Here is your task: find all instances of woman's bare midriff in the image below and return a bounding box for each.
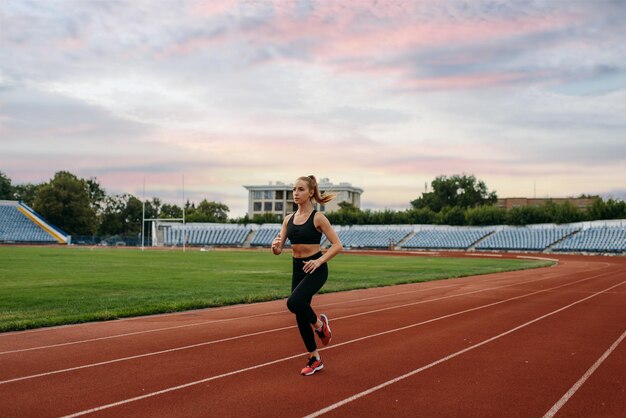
[291,244,321,259]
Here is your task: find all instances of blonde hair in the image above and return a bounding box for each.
[297,175,335,204]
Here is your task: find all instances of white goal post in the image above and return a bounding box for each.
[140,175,187,251]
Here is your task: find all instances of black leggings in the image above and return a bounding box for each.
[287,252,328,353]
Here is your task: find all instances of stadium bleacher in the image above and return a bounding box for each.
[552,227,626,253]
[335,226,412,249]
[4,203,623,254]
[0,200,69,244]
[153,221,624,254]
[249,225,284,247]
[161,223,253,246]
[403,227,493,250]
[475,226,579,252]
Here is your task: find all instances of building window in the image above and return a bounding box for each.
[264,190,273,199]
[287,191,293,200]
[253,191,262,199]
[253,202,262,211]
[275,190,284,199]
[264,202,272,212]
[275,202,283,211]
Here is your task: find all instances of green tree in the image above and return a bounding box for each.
[438,206,466,226]
[326,201,364,225]
[33,171,96,235]
[588,198,626,220]
[140,197,161,221]
[12,183,41,206]
[543,201,586,224]
[465,205,506,226]
[98,194,144,236]
[506,206,551,226]
[123,195,144,234]
[186,200,229,223]
[411,174,497,212]
[160,203,183,219]
[0,171,12,199]
[405,208,437,224]
[251,213,282,224]
[86,177,107,215]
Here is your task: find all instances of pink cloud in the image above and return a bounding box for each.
[256,2,573,55]
[400,72,528,90]
[241,1,579,90]
[188,0,239,17]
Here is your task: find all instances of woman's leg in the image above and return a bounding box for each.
[288,262,328,353]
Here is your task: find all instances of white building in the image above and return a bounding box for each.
[243,178,363,218]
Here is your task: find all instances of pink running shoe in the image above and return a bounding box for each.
[301,356,324,376]
[316,314,332,346]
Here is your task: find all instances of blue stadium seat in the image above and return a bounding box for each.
[0,203,58,243]
[403,228,492,250]
[553,227,626,253]
[475,227,578,251]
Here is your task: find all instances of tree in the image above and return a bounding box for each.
[251,213,282,224]
[326,201,363,225]
[160,203,183,219]
[506,206,551,226]
[12,183,41,206]
[465,205,506,226]
[438,206,466,226]
[411,174,497,212]
[0,171,12,199]
[148,198,162,217]
[32,171,96,235]
[405,208,437,224]
[98,195,126,236]
[86,177,107,215]
[588,198,626,220]
[98,194,145,236]
[543,201,586,224]
[186,200,229,223]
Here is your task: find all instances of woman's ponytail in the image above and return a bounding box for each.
[298,175,335,204]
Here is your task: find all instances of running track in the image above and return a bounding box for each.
[1,252,624,417]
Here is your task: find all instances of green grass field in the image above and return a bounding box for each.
[0,246,554,332]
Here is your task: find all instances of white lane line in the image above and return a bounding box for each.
[1,253,556,338]
[542,329,626,418]
[0,325,294,385]
[0,310,286,355]
[1,272,593,385]
[0,299,262,336]
[1,269,612,385]
[303,280,626,418]
[0,280,490,353]
[0,267,562,355]
[57,280,625,418]
[60,350,306,418]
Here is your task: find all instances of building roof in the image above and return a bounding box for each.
[244,178,363,194]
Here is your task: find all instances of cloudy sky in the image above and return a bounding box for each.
[1,0,625,217]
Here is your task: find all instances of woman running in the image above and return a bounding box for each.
[272,175,343,376]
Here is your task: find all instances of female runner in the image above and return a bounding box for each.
[271,175,343,375]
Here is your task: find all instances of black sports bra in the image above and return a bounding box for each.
[286,210,322,245]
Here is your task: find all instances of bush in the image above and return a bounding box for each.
[466,205,506,226]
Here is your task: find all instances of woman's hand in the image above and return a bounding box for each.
[271,233,282,255]
[303,258,323,274]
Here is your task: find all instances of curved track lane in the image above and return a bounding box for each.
[0,253,624,417]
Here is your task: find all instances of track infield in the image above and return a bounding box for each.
[1,252,624,417]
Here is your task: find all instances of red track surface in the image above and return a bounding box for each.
[1,252,625,417]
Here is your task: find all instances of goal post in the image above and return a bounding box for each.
[145,218,185,248]
[140,175,187,251]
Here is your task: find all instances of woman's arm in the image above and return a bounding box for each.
[271,215,290,255]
